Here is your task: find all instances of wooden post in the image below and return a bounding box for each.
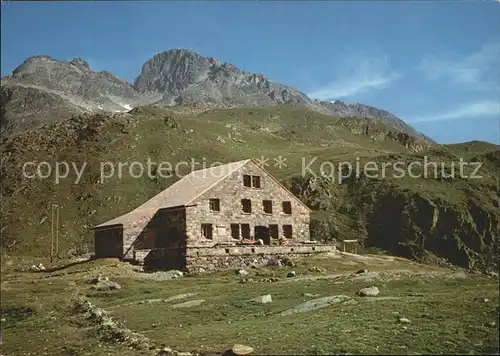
[55,205,59,259]
[50,205,54,263]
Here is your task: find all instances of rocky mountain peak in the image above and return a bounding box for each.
[70,58,91,71]
[2,49,433,143]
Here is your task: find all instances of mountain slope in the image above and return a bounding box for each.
[1,55,160,134]
[2,50,430,142]
[134,49,429,140]
[1,105,498,271]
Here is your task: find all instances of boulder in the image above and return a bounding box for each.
[249,294,272,304]
[232,344,254,355]
[358,286,379,297]
[91,279,121,291]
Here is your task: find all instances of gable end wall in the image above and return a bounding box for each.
[185,161,310,244]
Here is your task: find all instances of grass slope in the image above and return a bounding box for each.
[1,254,498,355]
[1,105,499,269]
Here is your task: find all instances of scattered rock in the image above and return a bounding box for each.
[342,299,359,305]
[239,277,255,284]
[1,318,6,322]
[216,136,226,144]
[281,257,295,268]
[259,277,279,283]
[358,286,380,297]
[355,268,369,274]
[309,266,326,273]
[266,258,283,267]
[156,346,173,355]
[29,263,46,272]
[487,271,499,278]
[398,317,411,324]
[171,299,205,309]
[87,276,109,284]
[232,344,254,355]
[303,293,321,298]
[177,352,193,356]
[281,295,350,316]
[91,279,122,291]
[486,321,497,328]
[249,294,272,304]
[139,270,184,281]
[287,271,296,278]
[73,297,154,350]
[236,269,249,276]
[408,292,424,297]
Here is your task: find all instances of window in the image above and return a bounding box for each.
[263,200,273,214]
[243,174,261,188]
[243,174,252,187]
[201,224,213,239]
[283,225,293,239]
[241,199,252,213]
[230,224,240,239]
[252,176,261,188]
[241,224,250,239]
[282,201,292,215]
[269,224,279,239]
[209,198,220,212]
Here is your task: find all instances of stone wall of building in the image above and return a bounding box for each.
[185,160,311,246]
[134,247,187,270]
[186,244,335,272]
[123,208,187,260]
[134,244,336,272]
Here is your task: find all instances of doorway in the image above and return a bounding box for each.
[254,225,271,245]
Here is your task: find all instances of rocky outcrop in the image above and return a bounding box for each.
[364,191,499,270]
[339,117,433,151]
[1,55,156,134]
[290,158,500,271]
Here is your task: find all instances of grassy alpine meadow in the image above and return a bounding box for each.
[1,252,498,355]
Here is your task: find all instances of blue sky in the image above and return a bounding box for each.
[1,1,499,144]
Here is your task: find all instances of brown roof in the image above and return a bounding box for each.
[93,159,250,229]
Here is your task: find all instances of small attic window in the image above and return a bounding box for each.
[243,175,252,187]
[209,198,220,212]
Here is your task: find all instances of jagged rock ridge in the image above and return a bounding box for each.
[2,49,429,142]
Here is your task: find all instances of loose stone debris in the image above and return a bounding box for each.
[29,263,46,272]
[88,276,122,291]
[249,294,272,304]
[171,299,205,309]
[356,268,369,274]
[358,286,380,297]
[231,344,255,355]
[281,295,351,316]
[236,269,249,276]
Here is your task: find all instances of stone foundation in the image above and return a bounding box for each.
[134,244,337,272]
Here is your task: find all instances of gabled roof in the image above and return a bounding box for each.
[92,159,250,229]
[92,157,311,230]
